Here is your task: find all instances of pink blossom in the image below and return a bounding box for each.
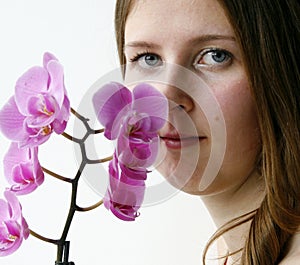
[93,82,167,167]
[93,82,168,220]
[0,52,70,147]
[104,153,146,221]
[0,191,29,256]
[3,143,44,195]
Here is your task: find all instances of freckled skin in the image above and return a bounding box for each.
[124,0,261,196]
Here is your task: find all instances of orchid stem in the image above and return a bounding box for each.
[71,107,88,121]
[62,132,81,143]
[94,128,105,134]
[87,155,113,164]
[30,229,58,244]
[75,199,103,212]
[36,108,109,263]
[71,107,104,138]
[42,167,73,183]
[62,108,104,144]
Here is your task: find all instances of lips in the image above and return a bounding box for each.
[160,132,205,149]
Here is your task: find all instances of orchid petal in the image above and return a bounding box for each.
[10,165,36,195]
[25,115,55,130]
[21,218,30,239]
[47,60,65,108]
[133,83,168,131]
[0,97,26,141]
[4,143,44,195]
[127,114,151,133]
[4,191,22,220]
[43,52,58,69]
[105,178,145,221]
[26,96,57,128]
[0,220,22,257]
[52,119,67,135]
[109,204,138,221]
[103,190,137,221]
[117,133,159,168]
[0,200,9,221]
[119,162,147,181]
[4,143,29,181]
[104,154,146,221]
[93,82,132,139]
[0,191,29,256]
[52,95,70,134]
[26,95,56,117]
[5,220,21,238]
[15,66,49,116]
[19,127,51,148]
[26,96,46,116]
[112,173,145,204]
[12,163,33,183]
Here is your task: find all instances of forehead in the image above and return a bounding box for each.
[125,0,233,42]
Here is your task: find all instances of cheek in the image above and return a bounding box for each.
[214,79,261,163]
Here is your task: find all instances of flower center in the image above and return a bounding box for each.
[42,105,54,116]
[41,125,52,135]
[37,94,54,116]
[8,234,17,242]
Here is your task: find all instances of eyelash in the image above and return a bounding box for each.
[128,48,233,70]
[194,48,233,69]
[129,50,154,63]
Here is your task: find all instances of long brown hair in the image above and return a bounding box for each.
[114,0,300,264]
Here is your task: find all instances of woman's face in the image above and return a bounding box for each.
[124,0,261,195]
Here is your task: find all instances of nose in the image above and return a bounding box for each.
[159,84,194,113]
[124,59,195,112]
[158,64,194,113]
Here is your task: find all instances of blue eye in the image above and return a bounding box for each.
[143,54,160,66]
[210,51,228,63]
[194,48,232,69]
[129,52,162,69]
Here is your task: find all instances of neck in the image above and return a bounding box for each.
[200,171,265,262]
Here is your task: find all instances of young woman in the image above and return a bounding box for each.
[114,0,300,264]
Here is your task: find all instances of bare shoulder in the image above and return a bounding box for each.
[278,254,300,265]
[278,232,300,265]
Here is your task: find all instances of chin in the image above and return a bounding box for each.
[163,171,204,195]
[160,166,228,196]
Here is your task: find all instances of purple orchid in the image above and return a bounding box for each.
[93,82,168,220]
[0,52,70,147]
[104,153,146,221]
[3,143,44,195]
[93,82,167,167]
[0,190,30,256]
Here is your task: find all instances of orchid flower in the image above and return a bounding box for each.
[104,153,146,221]
[0,52,70,147]
[93,82,167,167]
[93,82,168,220]
[3,143,44,195]
[0,191,29,257]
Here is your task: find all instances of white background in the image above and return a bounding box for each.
[0,1,216,265]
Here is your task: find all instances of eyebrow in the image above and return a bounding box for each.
[124,34,236,50]
[124,41,160,50]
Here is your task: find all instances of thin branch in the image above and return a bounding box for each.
[42,167,73,183]
[30,229,58,244]
[36,107,111,263]
[71,107,104,136]
[71,107,88,122]
[93,128,105,134]
[62,132,81,143]
[87,155,113,164]
[75,199,103,212]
